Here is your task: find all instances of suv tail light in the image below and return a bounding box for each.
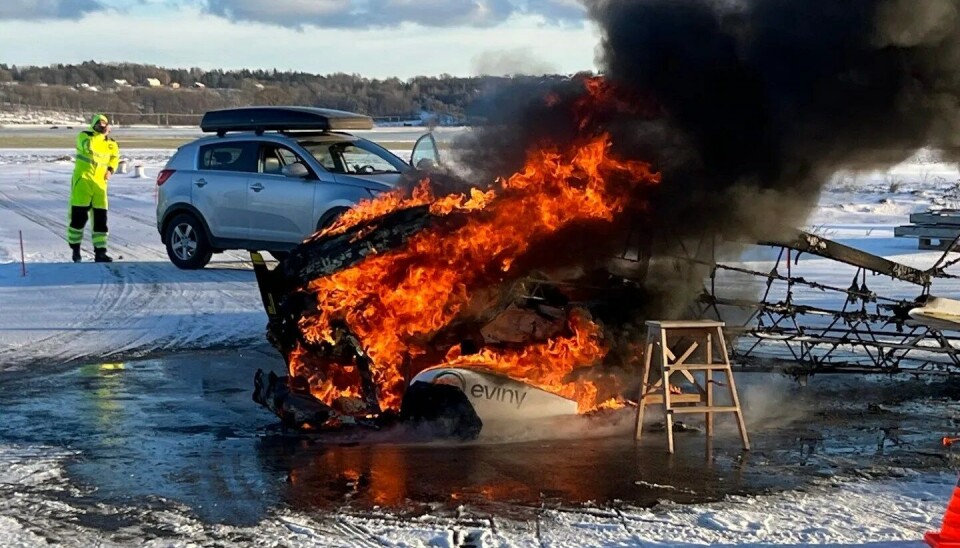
[156,169,175,186]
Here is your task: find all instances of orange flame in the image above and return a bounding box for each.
[288,344,363,408]
[441,310,610,413]
[310,181,436,240]
[291,78,660,416]
[575,77,648,131]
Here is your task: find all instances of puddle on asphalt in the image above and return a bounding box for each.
[0,351,957,525]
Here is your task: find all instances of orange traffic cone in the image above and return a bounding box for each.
[926,476,960,547]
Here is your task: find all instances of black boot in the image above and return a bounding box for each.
[94,248,114,263]
[70,243,81,263]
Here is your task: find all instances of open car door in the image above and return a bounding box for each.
[410,132,440,169]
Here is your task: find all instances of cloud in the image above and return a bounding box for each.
[0,0,585,26]
[204,0,355,27]
[522,0,586,22]
[0,4,597,79]
[367,0,515,27]
[201,0,585,28]
[0,0,106,20]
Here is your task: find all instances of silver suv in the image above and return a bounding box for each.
[156,107,439,269]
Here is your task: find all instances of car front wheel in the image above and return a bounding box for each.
[165,213,213,269]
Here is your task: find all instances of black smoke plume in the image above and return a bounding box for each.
[591,0,960,238]
[435,0,960,321]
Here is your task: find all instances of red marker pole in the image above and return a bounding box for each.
[19,230,26,276]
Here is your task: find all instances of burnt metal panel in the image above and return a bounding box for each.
[762,231,931,287]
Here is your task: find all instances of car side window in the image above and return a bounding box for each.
[298,140,403,174]
[277,148,299,166]
[338,144,398,174]
[259,144,305,176]
[198,142,258,173]
[309,145,338,171]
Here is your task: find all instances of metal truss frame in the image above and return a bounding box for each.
[692,233,960,375]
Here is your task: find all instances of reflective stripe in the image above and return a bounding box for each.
[67,227,84,245]
[75,154,101,168]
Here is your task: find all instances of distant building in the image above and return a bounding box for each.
[170,82,180,89]
[193,82,206,89]
[145,78,162,87]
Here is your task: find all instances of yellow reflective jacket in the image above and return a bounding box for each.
[72,126,119,189]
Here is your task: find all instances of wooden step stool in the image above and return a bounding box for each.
[634,320,749,453]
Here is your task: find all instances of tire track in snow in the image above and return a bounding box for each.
[0,189,258,365]
[23,182,256,267]
[331,518,384,547]
[0,186,182,361]
[0,192,127,365]
[0,189,160,261]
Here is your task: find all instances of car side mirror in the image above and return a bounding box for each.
[281,162,309,178]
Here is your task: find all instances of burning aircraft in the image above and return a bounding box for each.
[249,0,960,437]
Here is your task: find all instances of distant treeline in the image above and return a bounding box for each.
[0,61,577,125]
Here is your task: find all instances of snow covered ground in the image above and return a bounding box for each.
[0,107,86,127]
[0,149,266,369]
[3,146,960,546]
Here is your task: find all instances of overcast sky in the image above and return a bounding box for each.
[0,0,599,78]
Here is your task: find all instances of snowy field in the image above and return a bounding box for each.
[3,146,960,545]
[0,149,266,369]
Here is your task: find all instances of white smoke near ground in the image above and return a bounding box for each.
[469,374,818,443]
[736,373,816,431]
[471,48,559,77]
[475,410,635,442]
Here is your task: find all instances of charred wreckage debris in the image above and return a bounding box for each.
[250,0,960,437]
[249,203,960,439]
[248,132,662,438]
[251,205,491,439]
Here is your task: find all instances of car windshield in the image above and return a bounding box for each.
[299,138,405,175]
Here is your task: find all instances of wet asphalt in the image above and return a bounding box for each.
[0,347,957,526]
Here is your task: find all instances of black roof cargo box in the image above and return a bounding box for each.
[200,106,374,135]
